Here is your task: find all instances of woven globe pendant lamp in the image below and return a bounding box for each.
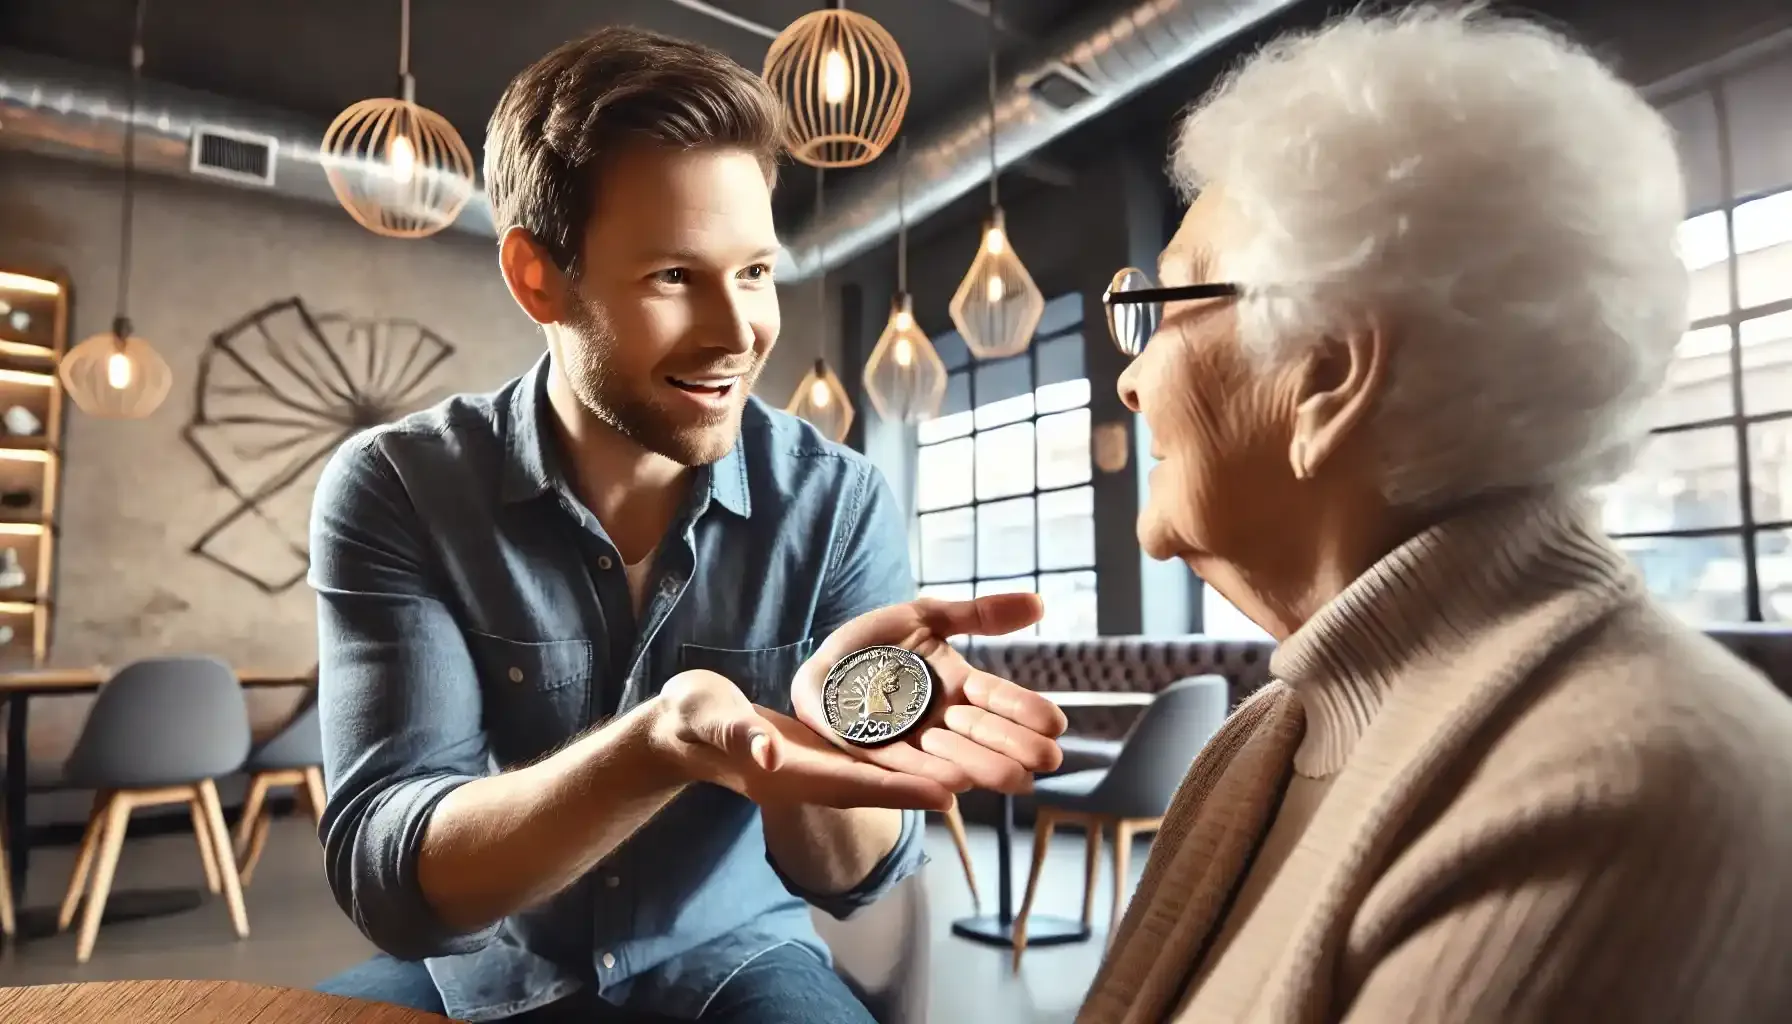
[763,2,910,168]
[62,0,173,420]
[321,0,476,239]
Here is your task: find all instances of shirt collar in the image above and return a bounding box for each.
[499,352,752,519]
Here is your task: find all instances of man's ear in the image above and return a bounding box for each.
[498,226,569,326]
[1289,319,1388,480]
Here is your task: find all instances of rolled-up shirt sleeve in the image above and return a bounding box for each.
[309,434,498,961]
[775,460,929,918]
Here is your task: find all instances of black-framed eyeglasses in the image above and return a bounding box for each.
[1101,267,1241,356]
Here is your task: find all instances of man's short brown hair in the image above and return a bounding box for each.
[484,26,785,276]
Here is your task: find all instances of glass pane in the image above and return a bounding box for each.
[1038,486,1095,570]
[1760,529,1792,622]
[974,575,1038,637]
[1037,407,1092,489]
[976,496,1035,578]
[1681,211,1731,322]
[934,330,971,372]
[1741,309,1792,417]
[1598,426,1742,533]
[1723,53,1792,200]
[974,421,1035,500]
[1038,570,1099,638]
[1749,418,1792,525]
[1653,325,1734,426]
[1735,189,1792,310]
[1037,292,1083,337]
[916,437,973,511]
[1201,583,1272,640]
[1661,89,1722,214]
[919,582,975,603]
[1036,332,1085,388]
[1614,534,1747,624]
[1037,377,1091,415]
[974,357,1033,426]
[918,507,974,584]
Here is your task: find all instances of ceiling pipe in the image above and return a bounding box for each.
[774,0,1304,282]
[0,47,496,238]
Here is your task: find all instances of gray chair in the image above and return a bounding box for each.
[235,683,325,886]
[1010,675,1230,968]
[56,656,253,962]
[810,869,931,1024]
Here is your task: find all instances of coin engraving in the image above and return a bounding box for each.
[821,645,935,746]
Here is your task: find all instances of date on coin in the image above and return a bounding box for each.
[820,645,936,747]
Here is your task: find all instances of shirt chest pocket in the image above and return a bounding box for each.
[466,632,593,767]
[678,639,814,716]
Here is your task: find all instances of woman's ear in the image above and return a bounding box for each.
[1289,319,1388,480]
[498,227,570,326]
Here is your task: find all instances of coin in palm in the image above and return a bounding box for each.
[820,645,936,747]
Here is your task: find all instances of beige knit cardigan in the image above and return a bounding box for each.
[1078,493,1792,1024]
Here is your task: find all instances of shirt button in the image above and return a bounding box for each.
[602,952,616,969]
[660,578,679,594]
[597,555,613,570]
[605,874,620,888]
[507,667,524,683]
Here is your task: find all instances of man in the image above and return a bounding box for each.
[309,25,1066,1024]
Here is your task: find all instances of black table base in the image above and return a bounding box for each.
[948,791,1094,952]
[11,888,207,941]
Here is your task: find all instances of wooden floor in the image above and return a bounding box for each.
[0,815,1150,1023]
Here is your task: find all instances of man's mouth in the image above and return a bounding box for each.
[666,374,742,397]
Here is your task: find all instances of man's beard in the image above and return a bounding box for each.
[560,301,761,467]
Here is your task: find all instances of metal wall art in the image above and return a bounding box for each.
[183,297,455,593]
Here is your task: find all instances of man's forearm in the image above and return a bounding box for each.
[416,698,687,933]
[760,803,904,897]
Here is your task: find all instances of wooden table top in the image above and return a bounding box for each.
[0,667,311,694]
[0,979,452,1023]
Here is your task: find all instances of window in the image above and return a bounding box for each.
[914,294,1097,637]
[1600,48,1792,623]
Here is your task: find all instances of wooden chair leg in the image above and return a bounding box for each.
[1010,808,1058,972]
[75,794,134,964]
[196,779,249,939]
[57,791,112,933]
[0,831,13,938]
[234,774,272,862]
[1110,819,1136,945]
[941,797,981,913]
[1081,819,1104,930]
[239,806,273,888]
[300,766,327,831]
[188,796,221,894]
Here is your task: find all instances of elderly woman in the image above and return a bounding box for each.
[1080,7,1792,1024]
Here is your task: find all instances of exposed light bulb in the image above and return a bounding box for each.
[986,276,1006,303]
[389,133,416,184]
[822,49,850,105]
[984,226,1006,255]
[894,337,914,366]
[895,309,913,330]
[106,351,133,390]
[810,377,831,407]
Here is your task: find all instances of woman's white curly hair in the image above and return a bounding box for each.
[1172,3,1689,510]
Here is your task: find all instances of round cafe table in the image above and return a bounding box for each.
[0,980,453,1024]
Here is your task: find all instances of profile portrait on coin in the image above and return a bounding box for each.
[821,646,937,746]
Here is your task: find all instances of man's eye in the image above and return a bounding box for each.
[739,264,771,281]
[653,268,687,285]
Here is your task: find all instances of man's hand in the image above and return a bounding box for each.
[792,593,1069,794]
[647,669,955,811]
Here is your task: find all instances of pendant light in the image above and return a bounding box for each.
[947,0,1043,361]
[863,138,947,424]
[786,169,856,442]
[763,1,911,168]
[321,0,476,239]
[60,0,173,420]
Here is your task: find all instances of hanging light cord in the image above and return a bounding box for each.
[986,0,999,209]
[896,136,909,295]
[397,0,415,102]
[814,166,827,370]
[114,0,148,339]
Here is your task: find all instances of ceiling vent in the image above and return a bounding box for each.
[189,124,277,187]
[1026,62,1097,112]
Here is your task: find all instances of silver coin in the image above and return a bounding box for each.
[820,645,936,747]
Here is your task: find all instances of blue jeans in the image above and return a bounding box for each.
[316,944,877,1023]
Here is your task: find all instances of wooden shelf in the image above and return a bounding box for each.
[0,266,67,668]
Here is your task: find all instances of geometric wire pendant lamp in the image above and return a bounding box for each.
[763,1,911,169]
[321,0,476,239]
[948,0,1043,361]
[786,169,856,442]
[61,0,174,420]
[863,138,947,424]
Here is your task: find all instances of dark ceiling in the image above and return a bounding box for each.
[0,0,1105,227]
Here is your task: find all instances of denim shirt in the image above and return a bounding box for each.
[308,354,925,1022]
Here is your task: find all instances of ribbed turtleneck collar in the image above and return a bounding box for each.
[1270,488,1639,778]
